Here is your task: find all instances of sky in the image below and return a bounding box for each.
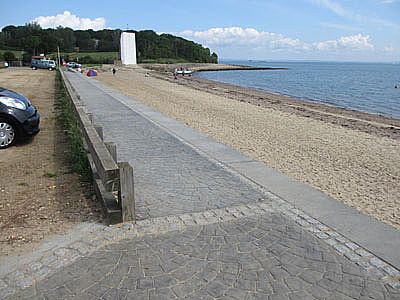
[2,0,399,62]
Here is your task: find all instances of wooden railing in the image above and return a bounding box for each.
[60,69,135,224]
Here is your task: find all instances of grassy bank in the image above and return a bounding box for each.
[55,70,92,182]
[54,51,118,64]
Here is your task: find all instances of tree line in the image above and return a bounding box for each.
[0,23,218,63]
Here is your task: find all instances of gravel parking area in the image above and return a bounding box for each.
[0,68,102,256]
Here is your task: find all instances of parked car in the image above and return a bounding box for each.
[66,62,82,69]
[31,59,56,71]
[0,87,40,149]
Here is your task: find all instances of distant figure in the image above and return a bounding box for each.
[112,67,116,75]
[395,85,398,89]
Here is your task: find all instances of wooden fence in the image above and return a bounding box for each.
[60,69,135,224]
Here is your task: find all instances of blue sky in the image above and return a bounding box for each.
[2,0,399,61]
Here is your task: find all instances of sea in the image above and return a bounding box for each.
[195,60,400,119]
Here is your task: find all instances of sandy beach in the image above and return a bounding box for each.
[95,65,400,229]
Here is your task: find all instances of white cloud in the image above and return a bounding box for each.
[180,27,374,53]
[180,27,309,51]
[314,34,374,50]
[33,11,106,30]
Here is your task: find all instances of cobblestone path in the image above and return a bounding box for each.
[7,213,400,299]
[2,72,399,299]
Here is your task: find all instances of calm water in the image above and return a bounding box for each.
[195,60,400,119]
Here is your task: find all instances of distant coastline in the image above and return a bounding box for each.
[194,65,288,72]
[143,63,287,73]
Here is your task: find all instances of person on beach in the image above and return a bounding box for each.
[112,67,116,75]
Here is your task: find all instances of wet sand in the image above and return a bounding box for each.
[96,65,400,229]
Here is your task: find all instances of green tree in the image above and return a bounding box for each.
[55,27,76,52]
[211,52,218,63]
[26,35,40,55]
[22,52,32,63]
[3,51,16,62]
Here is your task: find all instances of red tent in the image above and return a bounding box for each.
[86,69,98,77]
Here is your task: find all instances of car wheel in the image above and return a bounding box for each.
[48,67,53,71]
[0,118,17,149]
[32,67,37,70]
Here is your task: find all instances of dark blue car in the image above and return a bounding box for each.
[0,87,40,149]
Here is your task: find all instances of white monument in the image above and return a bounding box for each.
[120,32,137,65]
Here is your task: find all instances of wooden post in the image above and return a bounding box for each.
[105,142,117,162]
[94,124,103,140]
[118,162,135,223]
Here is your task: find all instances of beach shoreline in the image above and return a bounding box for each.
[96,64,400,230]
[142,64,400,140]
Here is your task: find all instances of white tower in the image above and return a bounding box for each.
[120,32,137,65]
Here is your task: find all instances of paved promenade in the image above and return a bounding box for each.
[67,71,265,220]
[1,70,399,299]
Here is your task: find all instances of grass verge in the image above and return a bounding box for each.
[55,70,92,182]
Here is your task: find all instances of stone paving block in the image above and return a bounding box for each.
[148,287,177,300]
[345,242,360,251]
[355,260,372,269]
[325,239,338,246]
[384,265,400,277]
[42,286,73,299]
[26,261,42,273]
[336,236,347,244]
[333,244,351,255]
[316,232,329,240]
[84,283,110,298]
[101,287,129,300]
[309,283,331,299]
[125,288,148,300]
[288,290,316,300]
[224,287,248,299]
[69,241,93,255]
[370,257,388,269]
[326,231,340,237]
[153,275,177,289]
[205,280,229,298]
[33,266,52,281]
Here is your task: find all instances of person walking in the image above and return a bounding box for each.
[112,67,116,75]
